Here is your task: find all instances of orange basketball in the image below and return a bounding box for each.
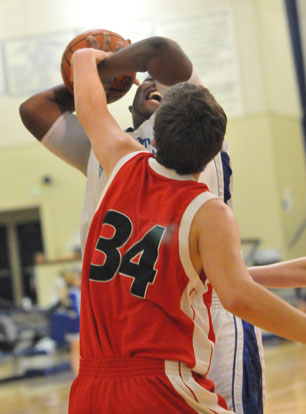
[61,29,136,103]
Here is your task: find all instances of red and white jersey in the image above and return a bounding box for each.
[80,152,217,376]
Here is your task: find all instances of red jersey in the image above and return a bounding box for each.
[80,151,217,376]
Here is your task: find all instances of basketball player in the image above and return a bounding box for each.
[19,35,306,413]
[67,45,306,414]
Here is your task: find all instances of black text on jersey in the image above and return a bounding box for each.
[90,210,166,298]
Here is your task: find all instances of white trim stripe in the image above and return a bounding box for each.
[179,192,216,278]
[178,192,217,375]
[148,157,196,181]
[165,360,235,414]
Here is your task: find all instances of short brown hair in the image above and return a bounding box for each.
[153,82,227,175]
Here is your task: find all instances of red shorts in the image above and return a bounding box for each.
[69,357,231,414]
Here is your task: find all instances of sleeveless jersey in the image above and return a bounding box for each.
[80,152,217,376]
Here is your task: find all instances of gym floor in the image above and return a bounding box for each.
[0,341,305,414]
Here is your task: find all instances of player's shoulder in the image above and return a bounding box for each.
[195,197,235,229]
[193,197,240,253]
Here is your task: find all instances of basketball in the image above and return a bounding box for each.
[61,29,136,103]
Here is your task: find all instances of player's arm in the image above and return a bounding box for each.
[248,258,306,288]
[19,85,91,175]
[19,85,74,141]
[194,200,306,344]
[98,36,193,87]
[72,48,144,177]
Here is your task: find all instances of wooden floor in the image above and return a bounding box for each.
[0,341,305,413]
[263,341,306,414]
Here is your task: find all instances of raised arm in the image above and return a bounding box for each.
[98,36,192,88]
[19,35,193,176]
[192,200,306,344]
[19,85,75,141]
[72,48,144,177]
[20,36,192,141]
[19,85,91,175]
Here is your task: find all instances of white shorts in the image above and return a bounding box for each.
[208,292,265,414]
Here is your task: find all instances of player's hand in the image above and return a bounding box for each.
[93,48,112,64]
[87,35,101,50]
[89,34,140,87]
[70,48,110,83]
[87,34,117,90]
[87,33,123,53]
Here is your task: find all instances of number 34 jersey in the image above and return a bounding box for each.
[81,151,217,376]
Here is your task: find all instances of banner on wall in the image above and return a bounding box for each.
[154,9,243,117]
[119,5,243,117]
[0,3,243,117]
[3,30,77,96]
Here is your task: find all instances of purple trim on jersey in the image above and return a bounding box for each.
[231,315,238,412]
[221,151,232,204]
[284,0,306,147]
[242,320,263,414]
[99,164,103,177]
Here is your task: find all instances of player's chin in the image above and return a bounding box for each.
[144,99,161,114]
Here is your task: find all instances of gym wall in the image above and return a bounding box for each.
[0,0,305,266]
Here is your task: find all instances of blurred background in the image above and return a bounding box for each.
[0,0,305,413]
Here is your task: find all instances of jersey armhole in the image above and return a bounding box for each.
[178,192,217,281]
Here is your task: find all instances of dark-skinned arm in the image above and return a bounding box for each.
[20,37,191,141]
[19,84,75,141]
[19,84,91,175]
[98,36,193,88]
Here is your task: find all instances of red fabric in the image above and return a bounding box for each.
[71,152,221,413]
[80,153,210,365]
[69,357,198,414]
